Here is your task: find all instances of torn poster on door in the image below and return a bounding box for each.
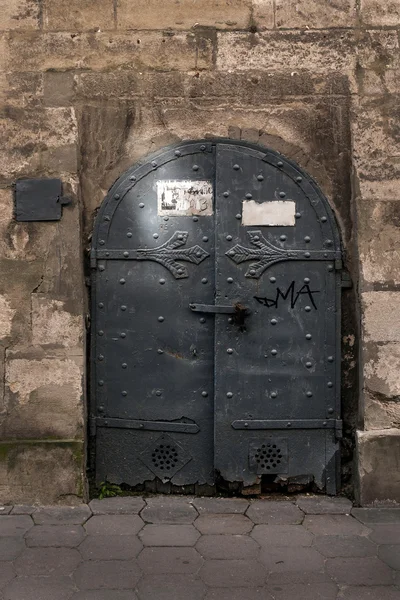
[157,180,213,216]
[242,200,296,226]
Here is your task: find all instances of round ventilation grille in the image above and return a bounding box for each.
[151,444,179,472]
[254,443,283,470]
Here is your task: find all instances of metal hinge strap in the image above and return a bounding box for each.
[232,419,342,431]
[93,417,199,434]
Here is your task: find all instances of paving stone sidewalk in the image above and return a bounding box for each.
[0,495,400,599]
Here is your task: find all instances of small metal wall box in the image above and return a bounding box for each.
[15,178,71,222]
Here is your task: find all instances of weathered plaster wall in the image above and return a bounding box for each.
[0,0,399,504]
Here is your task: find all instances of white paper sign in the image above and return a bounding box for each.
[157,180,213,216]
[242,200,296,226]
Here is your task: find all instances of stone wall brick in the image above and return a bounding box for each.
[7,31,212,72]
[0,0,39,31]
[275,0,357,29]
[117,0,252,30]
[356,430,400,505]
[186,71,350,101]
[216,31,355,79]
[43,72,77,106]
[252,0,274,30]
[0,295,16,341]
[77,71,185,100]
[364,342,400,430]
[31,295,83,349]
[0,72,43,108]
[360,0,400,26]
[0,189,14,260]
[356,30,400,96]
[3,355,84,439]
[365,343,400,399]
[0,107,77,183]
[358,201,400,286]
[43,0,114,31]
[352,96,400,202]
[362,292,400,342]
[0,441,84,504]
[0,108,42,183]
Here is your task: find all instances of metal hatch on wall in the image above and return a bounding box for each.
[90,139,343,494]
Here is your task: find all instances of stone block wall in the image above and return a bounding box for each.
[0,0,399,504]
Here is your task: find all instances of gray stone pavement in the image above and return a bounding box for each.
[0,495,400,599]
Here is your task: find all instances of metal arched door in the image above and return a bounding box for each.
[90,140,342,494]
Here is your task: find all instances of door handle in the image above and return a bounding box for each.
[189,303,250,315]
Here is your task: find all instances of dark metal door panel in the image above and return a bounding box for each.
[92,139,342,494]
[92,143,216,486]
[213,143,341,491]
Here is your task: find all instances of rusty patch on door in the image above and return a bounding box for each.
[157,180,213,216]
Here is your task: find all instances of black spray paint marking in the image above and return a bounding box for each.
[254,281,320,310]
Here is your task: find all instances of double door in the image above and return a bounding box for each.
[91,140,342,493]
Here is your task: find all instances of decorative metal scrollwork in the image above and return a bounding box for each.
[135,231,209,279]
[97,231,210,279]
[226,230,336,279]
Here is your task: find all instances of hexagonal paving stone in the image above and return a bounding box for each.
[0,563,15,588]
[303,515,370,536]
[259,546,325,574]
[251,524,313,547]
[74,560,141,590]
[378,545,400,570]
[139,524,200,546]
[136,574,206,600]
[268,570,331,586]
[138,547,203,573]
[368,524,400,545]
[71,593,137,600]
[0,507,12,515]
[0,516,33,537]
[25,525,86,548]
[194,514,253,535]
[141,497,198,524]
[3,576,75,600]
[32,506,91,525]
[10,506,36,515]
[246,501,303,525]
[200,559,266,587]
[337,587,400,600]
[89,497,145,515]
[297,496,352,515]
[205,588,273,600]
[268,583,338,600]
[196,534,260,559]
[352,508,400,524]
[0,537,25,561]
[84,515,144,536]
[326,557,394,586]
[79,535,143,560]
[314,535,377,558]
[192,498,249,514]
[15,547,82,576]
